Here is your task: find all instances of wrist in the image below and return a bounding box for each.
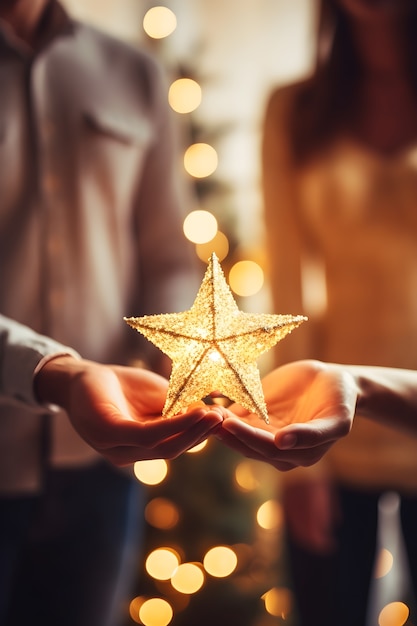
[34,353,82,409]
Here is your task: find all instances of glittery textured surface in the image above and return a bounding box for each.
[124,253,306,422]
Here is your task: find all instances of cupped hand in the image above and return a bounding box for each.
[35,356,223,466]
[217,360,356,471]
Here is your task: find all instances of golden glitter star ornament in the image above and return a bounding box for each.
[124,253,306,423]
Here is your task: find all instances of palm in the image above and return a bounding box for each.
[219,360,356,470]
[265,360,350,427]
[109,365,169,419]
[67,362,223,465]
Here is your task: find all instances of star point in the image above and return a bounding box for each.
[124,253,306,423]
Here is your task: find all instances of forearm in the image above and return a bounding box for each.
[0,314,79,405]
[341,364,417,435]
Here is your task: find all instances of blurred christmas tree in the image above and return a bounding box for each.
[125,7,297,626]
[129,437,295,626]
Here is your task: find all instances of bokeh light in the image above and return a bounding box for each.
[145,498,180,530]
[203,546,238,578]
[233,543,253,570]
[183,210,218,244]
[374,548,394,579]
[378,601,409,626]
[169,78,202,114]
[229,260,264,297]
[184,143,218,178]
[186,439,208,454]
[262,587,293,619]
[129,596,146,624]
[139,597,173,626]
[146,548,181,581]
[143,7,177,39]
[171,563,205,594]
[134,459,168,485]
[256,499,283,530]
[235,460,261,491]
[196,230,229,263]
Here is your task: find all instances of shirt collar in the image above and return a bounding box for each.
[0,1,73,59]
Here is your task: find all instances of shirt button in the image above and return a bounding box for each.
[49,289,65,310]
[48,236,62,257]
[42,121,56,140]
[42,174,60,193]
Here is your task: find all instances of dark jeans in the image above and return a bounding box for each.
[0,461,145,626]
[287,486,417,626]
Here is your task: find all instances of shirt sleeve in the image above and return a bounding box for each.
[0,314,80,406]
[261,85,320,364]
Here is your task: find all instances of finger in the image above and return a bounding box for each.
[226,403,250,418]
[147,416,223,457]
[222,417,275,447]
[216,428,271,460]
[220,437,296,471]
[220,418,296,469]
[281,441,335,468]
[102,418,222,465]
[145,409,223,450]
[97,406,222,449]
[274,415,352,451]
[220,418,334,470]
[217,430,295,471]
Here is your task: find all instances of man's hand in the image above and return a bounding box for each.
[34,355,223,466]
[217,360,356,471]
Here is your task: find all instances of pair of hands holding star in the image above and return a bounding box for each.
[34,356,356,470]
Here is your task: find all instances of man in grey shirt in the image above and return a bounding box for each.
[0,1,211,624]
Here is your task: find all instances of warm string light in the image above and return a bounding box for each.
[183,210,218,244]
[372,548,411,626]
[144,545,239,590]
[134,459,168,485]
[262,587,293,619]
[229,260,264,297]
[195,230,229,263]
[146,548,181,581]
[171,562,205,594]
[374,547,394,579]
[186,439,208,454]
[378,601,410,626]
[143,6,177,39]
[182,207,265,298]
[183,143,218,178]
[142,3,265,298]
[203,546,238,578]
[145,498,180,530]
[235,460,262,492]
[139,597,173,626]
[181,206,266,295]
[256,500,283,531]
[168,78,202,114]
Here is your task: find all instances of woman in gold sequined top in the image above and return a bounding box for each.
[261,1,417,624]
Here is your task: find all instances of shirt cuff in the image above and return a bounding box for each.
[33,351,81,377]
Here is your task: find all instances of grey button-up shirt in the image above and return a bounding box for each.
[0,2,198,492]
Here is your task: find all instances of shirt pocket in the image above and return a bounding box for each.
[78,108,153,216]
[83,109,152,146]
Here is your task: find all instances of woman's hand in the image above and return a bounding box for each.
[217,360,356,471]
